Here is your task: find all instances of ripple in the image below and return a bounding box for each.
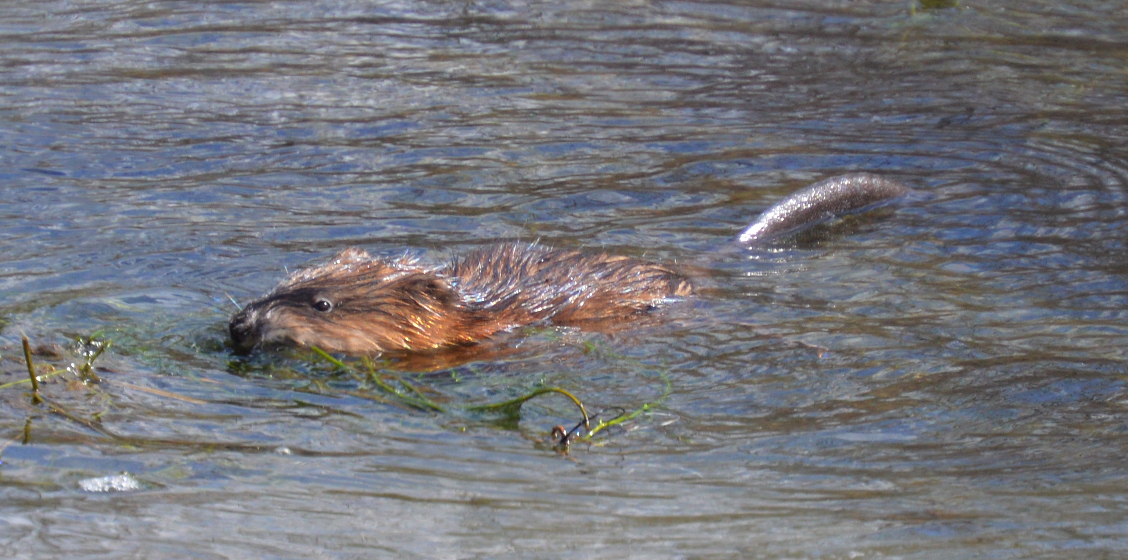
[2,0,1128,557]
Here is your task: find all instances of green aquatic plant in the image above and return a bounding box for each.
[2,334,331,456]
[309,345,447,413]
[22,336,40,403]
[4,332,675,455]
[1,334,109,393]
[305,342,674,450]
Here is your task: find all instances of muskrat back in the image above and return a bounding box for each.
[230,173,911,355]
[229,243,692,355]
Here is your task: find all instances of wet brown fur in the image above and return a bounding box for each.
[229,174,913,357]
[229,243,692,355]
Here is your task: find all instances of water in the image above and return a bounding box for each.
[2,0,1127,558]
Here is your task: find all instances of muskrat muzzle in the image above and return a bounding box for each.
[228,307,261,353]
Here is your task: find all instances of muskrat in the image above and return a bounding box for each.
[229,173,910,355]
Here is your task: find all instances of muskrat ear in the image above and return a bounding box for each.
[397,275,459,307]
[331,247,372,264]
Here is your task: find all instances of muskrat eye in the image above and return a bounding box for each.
[312,299,333,313]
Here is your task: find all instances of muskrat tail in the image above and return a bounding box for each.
[737,173,912,246]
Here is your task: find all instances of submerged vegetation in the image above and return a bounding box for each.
[2,332,674,461]
[284,343,673,449]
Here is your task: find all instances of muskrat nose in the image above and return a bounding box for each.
[228,309,257,352]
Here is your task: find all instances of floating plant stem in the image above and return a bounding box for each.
[579,367,672,442]
[0,364,66,391]
[309,346,446,412]
[77,336,110,383]
[22,336,41,404]
[309,345,347,369]
[466,387,590,428]
[306,342,679,446]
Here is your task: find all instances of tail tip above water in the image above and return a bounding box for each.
[737,173,912,246]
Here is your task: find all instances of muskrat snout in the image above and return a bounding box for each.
[228,307,259,353]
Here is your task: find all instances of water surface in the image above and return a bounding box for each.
[2,1,1127,558]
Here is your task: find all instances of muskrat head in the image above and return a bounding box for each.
[229,248,469,355]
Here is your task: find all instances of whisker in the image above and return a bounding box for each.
[225,293,243,311]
